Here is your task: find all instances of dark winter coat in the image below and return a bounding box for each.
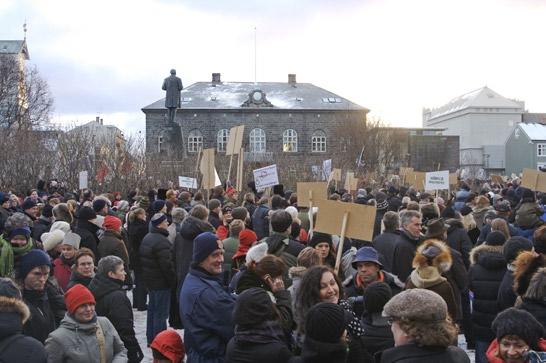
[252,204,270,240]
[0,296,47,363]
[391,230,421,282]
[127,218,148,272]
[225,321,293,363]
[175,216,214,291]
[139,226,175,290]
[265,233,305,286]
[289,336,348,363]
[372,230,401,274]
[208,211,221,229]
[32,217,51,243]
[98,230,130,266]
[22,281,66,344]
[497,270,517,311]
[180,267,236,363]
[360,313,394,357]
[515,202,543,229]
[66,271,93,290]
[88,274,142,362]
[519,298,546,329]
[74,219,100,258]
[468,244,506,341]
[445,219,472,269]
[442,247,468,321]
[373,209,387,240]
[376,343,470,363]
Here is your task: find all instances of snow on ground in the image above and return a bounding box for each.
[129,292,475,363]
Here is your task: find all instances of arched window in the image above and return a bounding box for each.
[249,128,266,153]
[188,129,203,153]
[311,130,327,152]
[217,129,229,152]
[283,129,298,152]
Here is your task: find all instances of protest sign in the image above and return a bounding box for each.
[329,168,342,182]
[297,182,328,206]
[253,164,279,191]
[344,172,358,191]
[225,125,245,156]
[322,159,332,181]
[425,170,450,191]
[491,174,504,184]
[79,171,88,190]
[449,173,458,186]
[178,176,198,189]
[521,168,546,193]
[405,171,426,190]
[200,148,216,190]
[315,199,376,274]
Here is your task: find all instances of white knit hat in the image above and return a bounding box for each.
[245,242,268,264]
[49,221,71,234]
[43,229,66,252]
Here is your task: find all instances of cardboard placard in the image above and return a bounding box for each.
[344,172,358,191]
[521,168,546,193]
[330,168,342,182]
[405,171,426,190]
[297,182,328,206]
[399,167,414,176]
[449,173,458,186]
[200,148,217,190]
[226,125,245,156]
[314,199,376,242]
[253,164,279,191]
[491,174,504,184]
[425,170,450,191]
[79,171,88,190]
[178,176,198,189]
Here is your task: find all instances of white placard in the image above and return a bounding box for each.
[322,159,332,181]
[79,171,88,190]
[425,170,450,190]
[214,168,222,187]
[253,164,279,191]
[178,176,198,189]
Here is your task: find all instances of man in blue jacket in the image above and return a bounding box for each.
[180,232,236,363]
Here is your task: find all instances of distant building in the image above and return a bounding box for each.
[505,123,546,175]
[67,117,125,150]
[423,86,525,174]
[0,38,30,128]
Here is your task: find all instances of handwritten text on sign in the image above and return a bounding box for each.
[425,170,450,190]
[253,164,279,191]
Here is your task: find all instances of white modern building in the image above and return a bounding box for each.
[423,86,525,174]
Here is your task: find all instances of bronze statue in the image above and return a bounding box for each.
[162,69,183,123]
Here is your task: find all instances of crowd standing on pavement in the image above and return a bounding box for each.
[0,177,545,363]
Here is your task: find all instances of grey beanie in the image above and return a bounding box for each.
[383,288,447,322]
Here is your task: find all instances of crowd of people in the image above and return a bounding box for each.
[0,178,545,363]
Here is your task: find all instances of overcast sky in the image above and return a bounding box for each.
[1,0,546,135]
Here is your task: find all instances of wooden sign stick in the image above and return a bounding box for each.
[227,154,234,183]
[334,211,349,275]
[308,190,314,237]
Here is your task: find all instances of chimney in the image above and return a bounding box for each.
[100,118,103,125]
[96,116,100,123]
[212,73,221,84]
[288,74,296,85]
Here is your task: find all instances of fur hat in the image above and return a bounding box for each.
[383,288,447,322]
[246,242,268,264]
[413,239,452,272]
[0,278,30,324]
[503,237,533,263]
[492,308,544,350]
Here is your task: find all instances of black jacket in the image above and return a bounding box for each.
[208,211,221,229]
[372,230,400,274]
[468,244,506,341]
[175,216,214,291]
[127,218,148,272]
[497,270,517,311]
[445,219,472,269]
[252,204,270,240]
[22,281,66,344]
[139,226,175,290]
[360,313,394,357]
[519,298,546,329]
[391,230,421,282]
[66,271,93,290]
[376,343,470,363]
[88,274,142,362]
[74,219,100,258]
[289,336,348,363]
[0,311,47,363]
[32,217,51,243]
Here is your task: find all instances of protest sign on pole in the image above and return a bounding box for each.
[178,176,198,189]
[425,170,450,191]
[236,147,244,192]
[521,168,546,193]
[298,182,328,237]
[322,159,332,181]
[79,171,88,190]
[406,171,426,191]
[200,148,216,190]
[314,200,376,274]
[225,125,245,182]
[491,174,504,185]
[253,164,279,191]
[344,172,358,191]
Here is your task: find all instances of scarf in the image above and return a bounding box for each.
[0,235,33,277]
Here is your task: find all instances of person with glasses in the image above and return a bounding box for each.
[66,248,96,290]
[378,288,469,363]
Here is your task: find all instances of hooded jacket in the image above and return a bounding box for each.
[98,230,130,268]
[445,218,472,269]
[468,243,506,341]
[88,274,142,362]
[127,218,147,272]
[0,295,47,363]
[44,314,127,363]
[74,219,101,258]
[139,225,175,290]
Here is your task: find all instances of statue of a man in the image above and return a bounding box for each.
[162,69,183,123]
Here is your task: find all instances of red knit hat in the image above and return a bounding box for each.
[232,229,258,260]
[103,215,122,231]
[64,284,96,314]
[151,329,185,363]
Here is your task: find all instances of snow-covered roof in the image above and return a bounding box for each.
[142,81,367,111]
[426,86,524,120]
[519,123,546,141]
[0,40,29,59]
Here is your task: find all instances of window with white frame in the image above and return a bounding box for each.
[217,129,229,152]
[538,143,546,157]
[282,129,298,152]
[188,129,203,153]
[249,128,266,153]
[158,136,163,153]
[311,130,327,152]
